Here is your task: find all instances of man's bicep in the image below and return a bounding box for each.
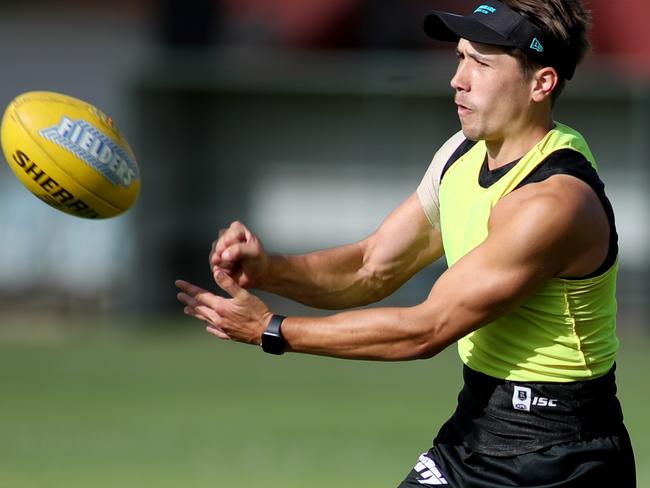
[433,236,550,330]
[419,198,565,349]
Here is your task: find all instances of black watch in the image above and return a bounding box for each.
[261,314,286,355]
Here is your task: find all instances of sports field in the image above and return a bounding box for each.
[0,319,647,487]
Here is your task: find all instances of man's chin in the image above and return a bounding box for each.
[460,126,480,142]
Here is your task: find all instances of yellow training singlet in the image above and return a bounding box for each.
[433,123,619,382]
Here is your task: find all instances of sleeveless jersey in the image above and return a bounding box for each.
[429,123,619,382]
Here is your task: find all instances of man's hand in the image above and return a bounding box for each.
[175,271,273,344]
[209,221,269,289]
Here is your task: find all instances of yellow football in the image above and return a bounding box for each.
[0,91,140,219]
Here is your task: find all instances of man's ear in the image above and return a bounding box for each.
[531,67,558,103]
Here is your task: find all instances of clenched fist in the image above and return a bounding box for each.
[209,221,269,288]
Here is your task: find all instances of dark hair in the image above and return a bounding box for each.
[502,0,591,102]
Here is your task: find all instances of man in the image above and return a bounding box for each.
[176,1,636,485]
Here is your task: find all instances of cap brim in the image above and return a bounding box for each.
[424,11,514,47]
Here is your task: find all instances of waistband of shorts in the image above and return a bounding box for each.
[434,364,624,456]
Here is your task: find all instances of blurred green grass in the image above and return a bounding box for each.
[0,319,646,487]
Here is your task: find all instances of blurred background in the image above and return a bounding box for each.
[0,1,647,486]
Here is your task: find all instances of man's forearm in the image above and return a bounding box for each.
[280,304,447,361]
[249,193,442,309]
[257,243,385,309]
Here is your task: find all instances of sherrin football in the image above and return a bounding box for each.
[0,91,140,219]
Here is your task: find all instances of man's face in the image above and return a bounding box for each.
[451,39,533,142]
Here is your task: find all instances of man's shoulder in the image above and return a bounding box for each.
[490,174,611,278]
[427,130,476,184]
[434,130,473,166]
[437,130,467,157]
[503,173,598,216]
[493,174,604,247]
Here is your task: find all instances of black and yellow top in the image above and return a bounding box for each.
[418,123,619,382]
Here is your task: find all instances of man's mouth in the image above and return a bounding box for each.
[456,101,472,115]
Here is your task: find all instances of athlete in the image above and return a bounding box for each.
[176,1,636,485]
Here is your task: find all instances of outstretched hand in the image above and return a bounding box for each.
[175,270,273,344]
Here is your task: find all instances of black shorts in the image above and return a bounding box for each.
[397,424,636,487]
[398,365,636,487]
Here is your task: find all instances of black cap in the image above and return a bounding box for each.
[424,1,576,80]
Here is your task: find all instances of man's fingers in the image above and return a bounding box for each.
[210,234,237,266]
[218,244,238,264]
[206,325,231,340]
[176,280,224,310]
[175,279,208,296]
[184,307,231,341]
[210,240,219,266]
[211,243,243,270]
[183,305,205,320]
[177,291,198,308]
[175,281,208,298]
[213,270,246,299]
[178,290,219,321]
[176,278,242,343]
[223,241,261,262]
[194,303,222,323]
[211,222,258,267]
[215,223,248,253]
[182,303,212,324]
[178,289,231,341]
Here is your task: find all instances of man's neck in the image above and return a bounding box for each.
[485,119,554,170]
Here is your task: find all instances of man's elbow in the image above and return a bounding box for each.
[357,265,398,304]
[408,307,452,360]
[410,334,444,360]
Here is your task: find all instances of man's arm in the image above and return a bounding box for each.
[280,175,610,360]
[210,192,443,309]
[177,175,609,360]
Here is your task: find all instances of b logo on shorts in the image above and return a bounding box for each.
[513,386,532,411]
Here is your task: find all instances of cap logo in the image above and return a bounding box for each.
[530,37,544,52]
[474,5,496,14]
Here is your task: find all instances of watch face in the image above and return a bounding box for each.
[262,315,286,355]
[262,331,284,355]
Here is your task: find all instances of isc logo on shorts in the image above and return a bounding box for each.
[512,386,558,411]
